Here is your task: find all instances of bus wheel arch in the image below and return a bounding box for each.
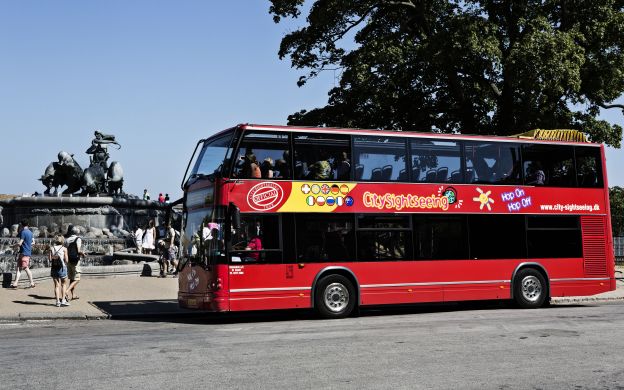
[311,267,360,318]
[511,263,550,308]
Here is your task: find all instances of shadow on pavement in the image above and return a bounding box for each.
[97,299,596,325]
[29,294,55,300]
[92,300,210,319]
[12,300,56,307]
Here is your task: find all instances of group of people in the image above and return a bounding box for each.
[238,150,351,181]
[142,189,171,204]
[9,220,83,308]
[240,153,290,180]
[48,227,83,307]
[134,221,178,277]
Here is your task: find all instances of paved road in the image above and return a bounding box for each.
[1,301,623,390]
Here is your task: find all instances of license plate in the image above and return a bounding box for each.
[186,298,197,308]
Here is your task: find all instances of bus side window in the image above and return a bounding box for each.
[356,215,412,261]
[231,215,282,263]
[575,146,603,188]
[523,144,575,187]
[413,215,468,260]
[353,136,407,182]
[464,142,522,185]
[232,132,291,180]
[295,215,355,262]
[411,139,461,183]
[527,216,582,258]
[293,133,351,181]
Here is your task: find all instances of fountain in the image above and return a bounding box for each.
[0,131,174,275]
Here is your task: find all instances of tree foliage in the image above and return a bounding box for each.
[611,186,624,236]
[270,0,624,146]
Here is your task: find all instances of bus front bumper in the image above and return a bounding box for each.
[178,292,229,311]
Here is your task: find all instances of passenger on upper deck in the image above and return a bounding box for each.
[308,151,332,180]
[241,152,261,179]
[261,157,274,179]
[526,162,546,185]
[335,152,351,181]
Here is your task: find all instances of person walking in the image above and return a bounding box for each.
[142,220,156,254]
[165,222,178,275]
[49,235,70,307]
[134,225,144,253]
[65,226,83,301]
[10,220,36,289]
[157,240,168,277]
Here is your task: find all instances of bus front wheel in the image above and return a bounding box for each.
[315,275,356,319]
[513,268,548,309]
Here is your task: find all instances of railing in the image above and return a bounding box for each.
[0,236,133,256]
[615,237,624,265]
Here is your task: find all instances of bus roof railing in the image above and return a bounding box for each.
[514,129,589,143]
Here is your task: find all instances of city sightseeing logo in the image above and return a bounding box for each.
[363,191,449,211]
[247,182,284,211]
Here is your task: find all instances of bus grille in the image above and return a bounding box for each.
[581,216,607,277]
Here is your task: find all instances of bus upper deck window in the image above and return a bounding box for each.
[293,133,351,181]
[233,132,291,180]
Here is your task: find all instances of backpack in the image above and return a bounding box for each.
[51,246,64,270]
[67,238,81,264]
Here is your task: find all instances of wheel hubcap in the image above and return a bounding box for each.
[324,282,349,313]
[521,275,542,302]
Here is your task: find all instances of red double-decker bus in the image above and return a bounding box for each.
[177,124,615,318]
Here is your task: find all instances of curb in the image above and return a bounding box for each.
[107,311,211,320]
[0,312,105,321]
[551,296,624,304]
[0,310,208,322]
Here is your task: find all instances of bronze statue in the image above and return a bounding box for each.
[40,131,125,196]
[85,130,120,170]
[39,151,84,195]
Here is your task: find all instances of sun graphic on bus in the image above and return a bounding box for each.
[473,187,494,211]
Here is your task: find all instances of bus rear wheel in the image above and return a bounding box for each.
[513,268,548,309]
[315,275,356,319]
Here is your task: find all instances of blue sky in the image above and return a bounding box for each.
[1,1,623,200]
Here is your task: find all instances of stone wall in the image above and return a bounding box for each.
[0,196,168,236]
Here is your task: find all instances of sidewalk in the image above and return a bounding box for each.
[0,264,204,321]
[0,266,622,321]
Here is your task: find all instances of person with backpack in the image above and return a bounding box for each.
[65,226,83,301]
[49,235,69,307]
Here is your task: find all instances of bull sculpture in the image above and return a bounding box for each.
[39,131,125,196]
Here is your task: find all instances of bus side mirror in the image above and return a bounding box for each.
[229,202,241,229]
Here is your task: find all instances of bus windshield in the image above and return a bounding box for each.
[179,208,225,268]
[189,131,234,181]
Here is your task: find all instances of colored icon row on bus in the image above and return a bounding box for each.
[306,195,354,207]
[301,183,350,195]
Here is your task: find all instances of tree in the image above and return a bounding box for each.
[270,0,624,146]
[611,186,624,236]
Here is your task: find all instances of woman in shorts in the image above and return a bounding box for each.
[49,235,70,307]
